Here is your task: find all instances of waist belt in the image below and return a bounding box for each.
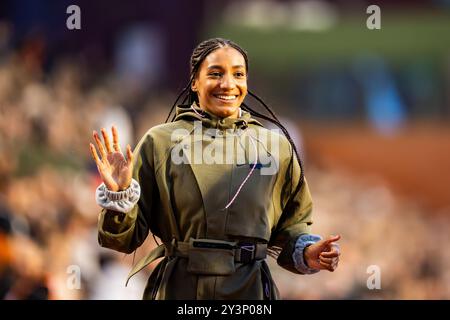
[165,239,267,264]
[126,238,267,286]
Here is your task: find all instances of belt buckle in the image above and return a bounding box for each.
[239,243,255,263]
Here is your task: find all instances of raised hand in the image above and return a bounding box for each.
[304,234,341,272]
[89,126,133,192]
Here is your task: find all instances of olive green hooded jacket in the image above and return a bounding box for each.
[97,104,314,300]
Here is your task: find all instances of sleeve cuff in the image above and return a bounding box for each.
[95,179,141,213]
[292,234,322,274]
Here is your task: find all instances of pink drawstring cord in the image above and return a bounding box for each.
[191,104,206,118]
[190,103,249,209]
[224,133,258,209]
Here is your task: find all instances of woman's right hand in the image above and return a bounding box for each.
[89,126,133,192]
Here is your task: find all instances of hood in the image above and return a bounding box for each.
[174,102,263,130]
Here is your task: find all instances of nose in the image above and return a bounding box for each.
[220,73,236,90]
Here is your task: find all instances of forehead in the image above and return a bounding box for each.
[202,47,246,68]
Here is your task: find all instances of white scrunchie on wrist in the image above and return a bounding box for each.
[95,178,141,213]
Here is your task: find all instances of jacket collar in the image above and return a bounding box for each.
[174,102,263,130]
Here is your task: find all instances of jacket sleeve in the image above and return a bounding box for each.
[97,132,157,254]
[268,141,314,274]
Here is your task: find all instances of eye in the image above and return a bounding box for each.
[208,72,222,77]
[234,72,245,78]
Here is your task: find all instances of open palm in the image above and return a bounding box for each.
[90,126,133,192]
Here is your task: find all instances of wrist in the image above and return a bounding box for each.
[303,246,313,267]
[118,179,132,191]
[96,179,141,213]
[292,234,322,274]
[104,181,119,192]
[105,181,131,192]
[118,185,130,192]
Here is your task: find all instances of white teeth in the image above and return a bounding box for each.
[216,95,237,100]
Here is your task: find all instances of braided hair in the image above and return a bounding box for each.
[165,38,305,220]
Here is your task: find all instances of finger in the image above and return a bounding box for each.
[325,234,341,245]
[320,261,335,272]
[320,247,340,258]
[112,126,122,153]
[101,128,112,153]
[126,144,133,165]
[319,261,332,270]
[319,257,334,264]
[89,143,101,165]
[332,259,339,270]
[93,130,106,159]
[320,252,339,259]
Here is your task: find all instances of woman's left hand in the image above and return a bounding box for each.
[304,234,341,272]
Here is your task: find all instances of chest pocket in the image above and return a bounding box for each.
[224,155,277,241]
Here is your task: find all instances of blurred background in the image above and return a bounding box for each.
[0,0,449,300]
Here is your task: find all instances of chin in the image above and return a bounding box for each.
[216,106,239,118]
[202,100,242,118]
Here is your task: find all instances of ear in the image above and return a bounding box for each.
[191,78,197,92]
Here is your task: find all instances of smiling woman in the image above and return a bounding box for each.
[89,38,341,300]
[191,46,248,119]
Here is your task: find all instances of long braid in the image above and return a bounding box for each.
[246,90,305,192]
[171,92,191,122]
[165,85,190,123]
[241,101,304,208]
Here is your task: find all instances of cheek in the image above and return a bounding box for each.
[201,81,217,97]
[238,80,248,94]
[239,86,248,98]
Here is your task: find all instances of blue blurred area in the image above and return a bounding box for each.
[352,55,407,134]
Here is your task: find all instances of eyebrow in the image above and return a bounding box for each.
[207,65,245,70]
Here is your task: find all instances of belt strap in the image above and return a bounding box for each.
[126,240,268,286]
[165,240,267,263]
[235,243,267,262]
[125,244,165,287]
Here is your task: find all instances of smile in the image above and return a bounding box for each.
[213,94,238,102]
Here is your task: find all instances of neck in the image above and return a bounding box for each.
[197,105,241,119]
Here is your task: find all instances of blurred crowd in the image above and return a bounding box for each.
[0,45,165,299]
[1,32,450,300]
[271,168,450,299]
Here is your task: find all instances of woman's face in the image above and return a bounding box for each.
[192,47,247,119]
